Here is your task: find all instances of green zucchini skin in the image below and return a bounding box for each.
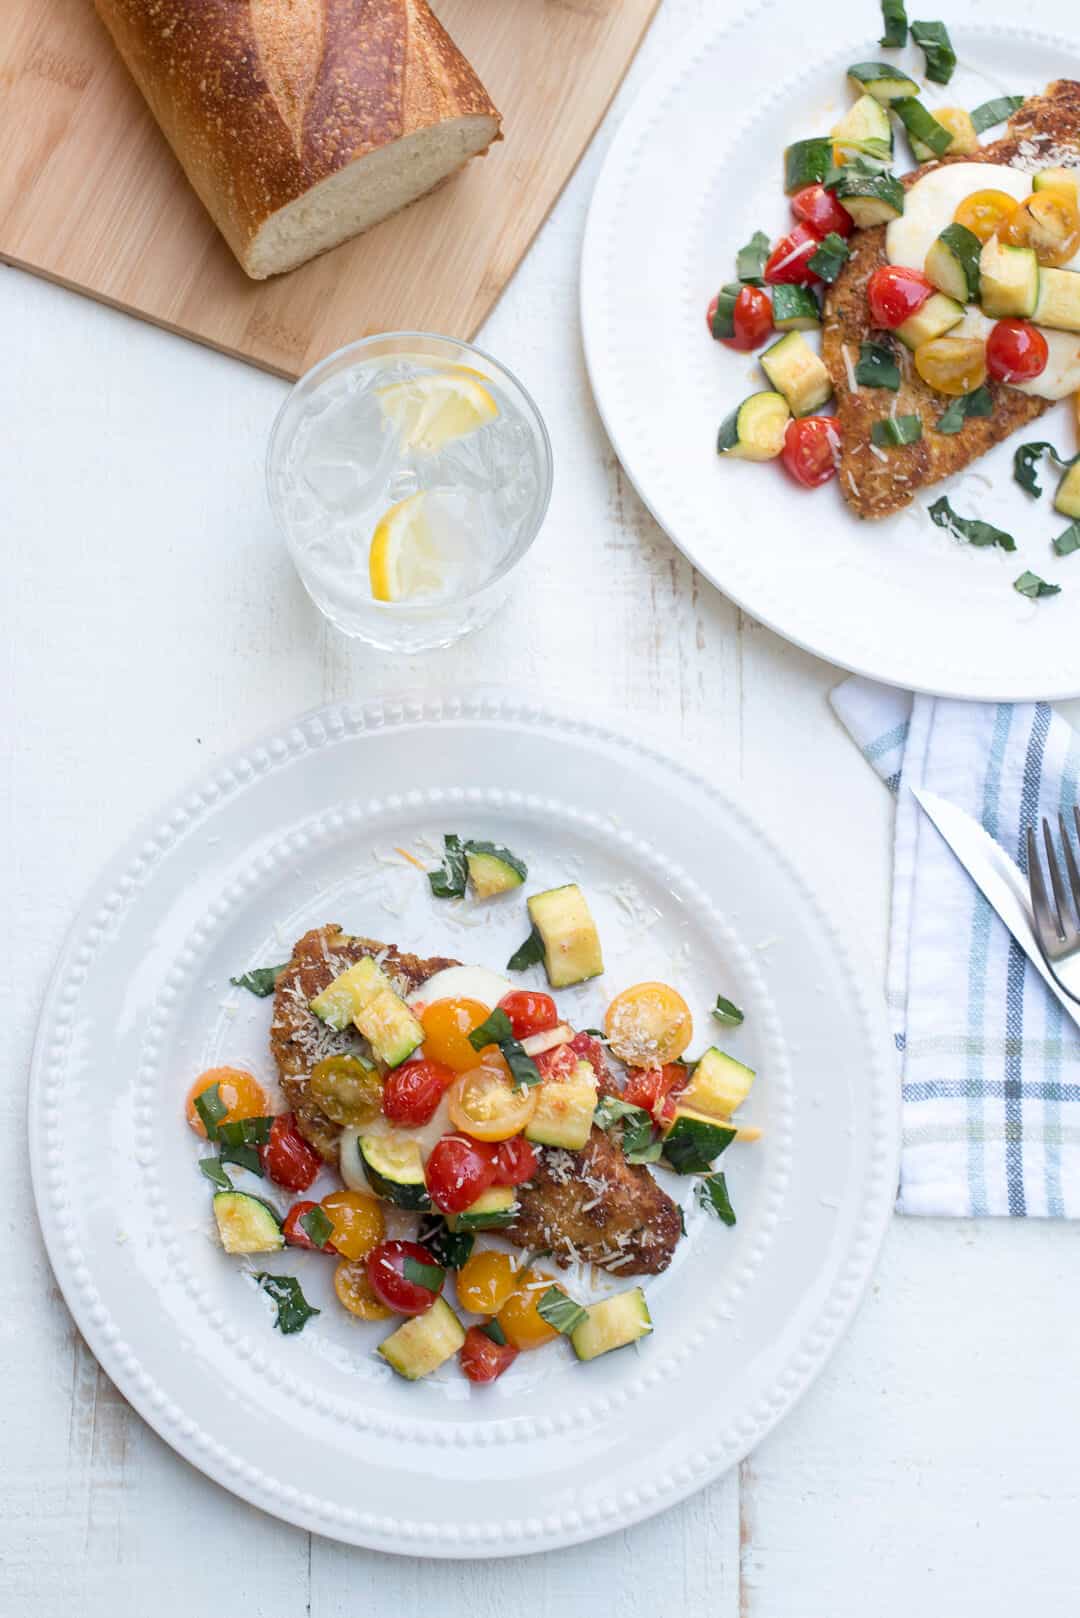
[663,1112,737,1174]
[784,138,832,194]
[359,1135,431,1210]
[716,392,791,461]
[771,284,821,331]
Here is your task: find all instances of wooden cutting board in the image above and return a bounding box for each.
[0,0,658,378]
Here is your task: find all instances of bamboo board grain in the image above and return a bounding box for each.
[0,0,658,378]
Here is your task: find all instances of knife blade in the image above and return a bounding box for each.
[912,786,1080,1031]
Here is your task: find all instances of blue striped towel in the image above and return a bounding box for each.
[831,677,1080,1217]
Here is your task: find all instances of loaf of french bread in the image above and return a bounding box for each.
[93,0,502,279]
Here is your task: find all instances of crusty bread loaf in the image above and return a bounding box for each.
[92,0,502,279]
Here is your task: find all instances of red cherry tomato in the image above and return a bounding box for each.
[366,1239,445,1315]
[493,1135,539,1186]
[282,1200,339,1252]
[866,265,935,330]
[623,1063,689,1125]
[781,416,841,489]
[568,1031,609,1077]
[764,224,823,287]
[460,1326,519,1384]
[534,1043,579,1082]
[497,990,559,1040]
[986,319,1049,383]
[723,285,775,351]
[425,1134,498,1214]
[791,184,854,239]
[261,1113,321,1192]
[381,1058,455,1127]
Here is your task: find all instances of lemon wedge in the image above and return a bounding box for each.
[368,494,443,603]
[377,369,498,453]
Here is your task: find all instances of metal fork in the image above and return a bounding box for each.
[1027,810,1080,1003]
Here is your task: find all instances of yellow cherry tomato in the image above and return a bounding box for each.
[913,336,988,396]
[334,1258,393,1320]
[931,107,978,153]
[185,1066,267,1137]
[447,1066,537,1142]
[420,997,509,1075]
[953,189,1020,244]
[456,1250,518,1315]
[309,1055,383,1127]
[1001,190,1080,266]
[604,981,693,1067]
[320,1189,385,1260]
[496,1269,564,1350]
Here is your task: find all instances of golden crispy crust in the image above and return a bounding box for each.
[823,81,1080,519]
[92,0,501,273]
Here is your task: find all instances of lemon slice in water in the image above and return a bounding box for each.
[377,369,498,453]
[369,494,443,603]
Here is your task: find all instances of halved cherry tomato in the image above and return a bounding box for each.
[308,1055,382,1127]
[456,1250,518,1315]
[334,1258,393,1320]
[781,416,840,488]
[493,1135,539,1186]
[867,265,935,330]
[711,285,774,351]
[496,1270,564,1350]
[185,1067,267,1137]
[381,1057,456,1126]
[460,1326,519,1383]
[623,1063,689,1125]
[283,1200,339,1253]
[447,1067,537,1142]
[260,1113,321,1192]
[986,319,1050,383]
[1001,191,1080,265]
[953,189,1019,245]
[420,997,508,1075]
[764,224,823,287]
[366,1239,445,1315]
[535,1042,579,1082]
[604,982,693,1067]
[913,336,988,396]
[791,184,854,239]
[321,1188,385,1260]
[425,1134,498,1214]
[568,1031,609,1077]
[497,990,559,1040]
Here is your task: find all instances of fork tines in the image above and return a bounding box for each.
[1027,808,1080,953]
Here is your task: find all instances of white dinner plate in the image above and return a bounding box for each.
[29,697,896,1556]
[582,0,1080,700]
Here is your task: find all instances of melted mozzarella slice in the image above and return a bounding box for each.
[407,964,513,1009]
[886,164,1033,270]
[952,308,1080,400]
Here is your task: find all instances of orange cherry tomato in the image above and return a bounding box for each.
[333,1258,393,1320]
[496,1269,564,1350]
[604,982,693,1067]
[913,336,988,396]
[1001,190,1080,266]
[447,1067,537,1142]
[185,1066,267,1137]
[456,1250,518,1315]
[420,997,509,1075]
[953,189,1020,244]
[320,1189,385,1260]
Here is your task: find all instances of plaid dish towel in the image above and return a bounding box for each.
[832,677,1080,1217]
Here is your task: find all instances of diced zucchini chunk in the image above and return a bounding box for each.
[894,98,953,160]
[1055,461,1080,520]
[716,392,791,461]
[309,954,390,1030]
[895,291,964,350]
[771,284,821,331]
[524,1058,598,1151]
[909,106,978,161]
[846,62,919,103]
[681,1047,756,1117]
[570,1288,653,1362]
[980,237,1039,319]
[760,333,832,416]
[212,1191,283,1255]
[828,168,905,227]
[446,1186,519,1232]
[831,93,893,164]
[465,847,526,899]
[379,1297,465,1380]
[662,1108,738,1174]
[1033,266,1080,333]
[784,137,832,194]
[527,884,603,988]
[359,1130,431,1209]
[1033,167,1078,199]
[925,223,981,302]
[355,987,424,1068]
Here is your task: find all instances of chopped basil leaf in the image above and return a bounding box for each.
[928,496,1016,551]
[697,1172,737,1227]
[970,95,1024,134]
[736,229,770,286]
[536,1287,589,1337]
[678,1205,687,1237]
[428,833,468,899]
[1014,440,1075,498]
[871,414,922,447]
[468,1008,514,1050]
[468,1007,541,1090]
[626,1139,664,1165]
[418,1215,475,1270]
[713,995,744,1027]
[230,963,288,997]
[936,385,993,434]
[199,1156,232,1191]
[506,924,544,973]
[504,1042,542,1091]
[463,839,528,882]
[1014,570,1061,600]
[911,20,955,84]
[807,231,850,284]
[193,1081,228,1141]
[256,1273,320,1335]
[299,1205,335,1249]
[217,1115,273,1147]
[855,341,901,390]
[1053,521,1080,558]
[879,0,908,46]
[594,1096,660,1162]
[594,1095,647,1129]
[481,1319,508,1346]
[218,1140,264,1176]
[402,1256,446,1293]
[823,154,891,192]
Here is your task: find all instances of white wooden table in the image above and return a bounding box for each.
[6,2,1080,1609]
